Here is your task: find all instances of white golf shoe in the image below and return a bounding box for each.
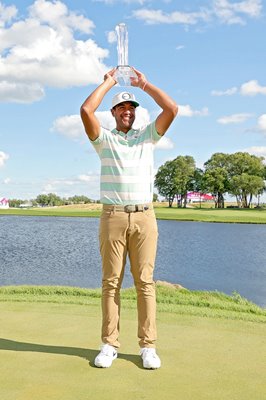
[140,347,161,369]
[94,344,117,368]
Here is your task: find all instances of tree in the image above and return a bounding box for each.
[228,152,266,208]
[173,155,196,208]
[154,160,177,207]
[153,193,159,202]
[36,193,63,207]
[68,195,92,204]
[8,199,24,208]
[190,168,204,208]
[191,168,204,193]
[154,156,196,208]
[203,153,231,208]
[230,174,265,208]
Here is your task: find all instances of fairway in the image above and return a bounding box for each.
[1,300,265,400]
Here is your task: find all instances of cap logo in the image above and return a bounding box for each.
[122,93,131,100]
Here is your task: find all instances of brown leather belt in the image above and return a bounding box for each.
[103,204,152,213]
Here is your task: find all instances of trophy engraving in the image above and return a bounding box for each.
[114,23,137,87]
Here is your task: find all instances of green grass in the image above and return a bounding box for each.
[154,206,266,223]
[0,285,265,323]
[0,291,265,400]
[0,208,102,218]
[1,206,266,223]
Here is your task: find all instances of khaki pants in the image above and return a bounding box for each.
[99,204,158,349]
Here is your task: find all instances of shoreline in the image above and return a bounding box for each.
[1,205,266,224]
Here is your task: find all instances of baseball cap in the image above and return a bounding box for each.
[111,92,139,109]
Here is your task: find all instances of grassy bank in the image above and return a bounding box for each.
[1,287,266,400]
[1,204,266,223]
[0,284,265,323]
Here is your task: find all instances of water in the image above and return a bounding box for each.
[0,216,265,307]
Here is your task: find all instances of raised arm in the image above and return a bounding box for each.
[80,68,117,141]
[131,67,178,136]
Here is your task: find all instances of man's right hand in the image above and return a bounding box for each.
[104,68,117,85]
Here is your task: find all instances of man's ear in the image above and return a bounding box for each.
[111,108,115,117]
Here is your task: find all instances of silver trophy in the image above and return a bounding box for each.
[114,23,137,86]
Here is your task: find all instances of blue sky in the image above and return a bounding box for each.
[0,0,266,201]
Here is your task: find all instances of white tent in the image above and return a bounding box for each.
[0,197,9,209]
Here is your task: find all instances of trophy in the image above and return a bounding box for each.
[114,23,137,86]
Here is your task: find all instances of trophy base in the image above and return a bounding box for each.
[114,66,137,87]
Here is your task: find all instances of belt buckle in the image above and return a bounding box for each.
[124,205,136,213]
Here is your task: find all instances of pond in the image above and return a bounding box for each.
[0,215,265,307]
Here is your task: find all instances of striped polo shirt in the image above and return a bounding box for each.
[90,121,162,205]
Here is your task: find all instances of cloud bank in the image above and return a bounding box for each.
[132,0,262,26]
[212,80,266,97]
[0,0,109,103]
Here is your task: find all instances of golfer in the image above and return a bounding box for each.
[80,67,178,369]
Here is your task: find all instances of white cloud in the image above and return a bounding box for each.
[211,87,238,96]
[0,81,45,103]
[155,136,174,150]
[94,0,149,4]
[42,173,100,198]
[51,115,83,139]
[3,177,11,184]
[257,114,266,133]
[29,0,94,33]
[178,105,209,117]
[213,0,262,25]
[0,3,17,27]
[107,30,117,44]
[242,146,266,159]
[132,8,210,25]
[77,174,98,183]
[134,106,151,128]
[132,0,262,26]
[176,45,185,51]
[211,80,266,97]
[96,111,115,130]
[217,113,253,124]
[0,151,9,167]
[0,0,109,103]
[240,80,266,96]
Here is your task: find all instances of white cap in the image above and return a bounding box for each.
[111,92,139,109]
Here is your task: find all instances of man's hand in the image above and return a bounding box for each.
[104,68,118,86]
[130,67,147,89]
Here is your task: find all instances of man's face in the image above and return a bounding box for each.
[111,101,136,132]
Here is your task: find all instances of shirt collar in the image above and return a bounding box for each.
[112,128,135,137]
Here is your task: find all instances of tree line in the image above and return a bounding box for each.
[9,194,94,208]
[155,152,266,208]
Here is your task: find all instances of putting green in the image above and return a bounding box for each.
[0,301,265,400]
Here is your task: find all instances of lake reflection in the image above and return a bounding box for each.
[0,215,265,307]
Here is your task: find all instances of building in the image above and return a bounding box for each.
[187,192,214,203]
[0,197,9,209]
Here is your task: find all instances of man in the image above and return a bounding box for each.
[80,67,177,369]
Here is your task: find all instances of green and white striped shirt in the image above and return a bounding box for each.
[90,121,162,205]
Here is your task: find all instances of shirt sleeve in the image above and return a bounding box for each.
[89,127,107,156]
[150,121,163,143]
